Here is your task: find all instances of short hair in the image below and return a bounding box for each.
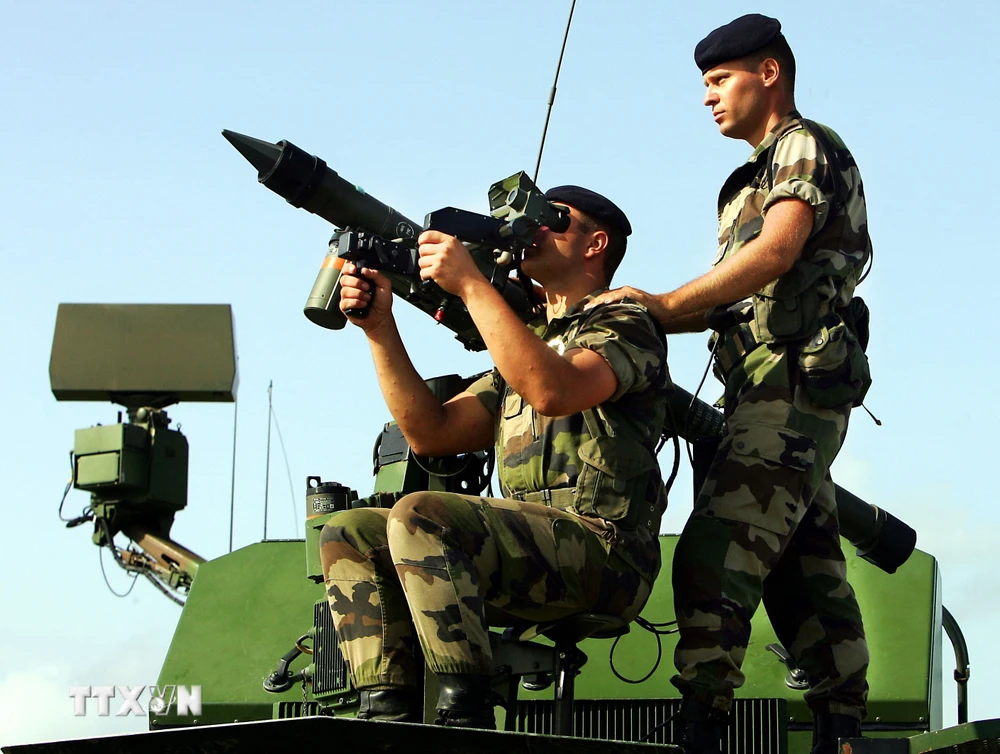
[576,211,627,283]
[746,34,796,94]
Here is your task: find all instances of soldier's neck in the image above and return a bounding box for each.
[544,275,604,322]
[748,101,797,148]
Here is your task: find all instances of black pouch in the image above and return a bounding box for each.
[842,296,871,351]
[796,312,871,409]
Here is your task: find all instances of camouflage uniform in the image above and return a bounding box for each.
[321,291,671,690]
[672,111,871,719]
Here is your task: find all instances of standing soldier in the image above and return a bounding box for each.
[589,14,872,754]
[320,187,672,728]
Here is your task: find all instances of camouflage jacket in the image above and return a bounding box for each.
[714,110,872,345]
[467,290,672,582]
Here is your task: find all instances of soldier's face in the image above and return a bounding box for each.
[523,206,595,282]
[702,60,769,141]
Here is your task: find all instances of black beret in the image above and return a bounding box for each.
[694,14,783,73]
[543,185,632,237]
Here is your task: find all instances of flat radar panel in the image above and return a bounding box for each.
[49,304,238,407]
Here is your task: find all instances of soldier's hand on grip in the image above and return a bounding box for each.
[339,263,394,331]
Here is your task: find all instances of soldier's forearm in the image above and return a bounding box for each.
[460,278,603,415]
[661,308,710,333]
[365,323,449,449]
[661,200,812,322]
[666,248,787,318]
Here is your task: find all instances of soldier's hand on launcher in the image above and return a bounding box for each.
[339,262,394,330]
[417,230,487,298]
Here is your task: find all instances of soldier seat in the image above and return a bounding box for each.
[490,612,630,736]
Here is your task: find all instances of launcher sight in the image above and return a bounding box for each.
[488,171,571,247]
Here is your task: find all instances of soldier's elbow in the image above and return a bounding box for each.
[526,390,562,417]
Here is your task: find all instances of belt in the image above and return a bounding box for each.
[712,322,761,383]
[508,487,577,509]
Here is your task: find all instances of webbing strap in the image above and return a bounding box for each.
[509,488,577,508]
[712,323,761,382]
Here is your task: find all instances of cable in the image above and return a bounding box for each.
[638,716,676,744]
[57,451,92,526]
[410,452,474,479]
[98,543,139,598]
[57,451,74,521]
[858,247,874,284]
[143,573,185,607]
[97,517,188,605]
[659,407,682,498]
[608,630,662,685]
[636,616,678,632]
[606,615,678,685]
[686,339,721,466]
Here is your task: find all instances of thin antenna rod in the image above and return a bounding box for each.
[263,380,273,541]
[228,398,239,553]
[533,0,578,183]
[268,403,299,535]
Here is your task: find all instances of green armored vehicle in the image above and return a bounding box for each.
[7,136,996,754]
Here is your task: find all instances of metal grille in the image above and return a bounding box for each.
[312,600,350,696]
[946,737,1000,754]
[514,698,786,754]
[275,701,324,718]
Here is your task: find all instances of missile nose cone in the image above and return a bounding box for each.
[222,129,282,177]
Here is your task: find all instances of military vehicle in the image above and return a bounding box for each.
[5,128,997,754]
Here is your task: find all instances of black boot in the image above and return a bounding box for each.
[434,674,499,729]
[357,688,423,723]
[676,698,728,754]
[811,713,862,754]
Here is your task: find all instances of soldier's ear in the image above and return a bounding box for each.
[584,229,609,259]
[760,57,781,88]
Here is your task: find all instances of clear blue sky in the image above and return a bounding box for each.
[3,0,999,745]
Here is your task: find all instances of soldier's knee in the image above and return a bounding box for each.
[388,491,440,531]
[320,508,390,552]
[391,491,436,515]
[389,491,472,531]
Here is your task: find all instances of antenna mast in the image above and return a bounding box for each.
[533,0,578,184]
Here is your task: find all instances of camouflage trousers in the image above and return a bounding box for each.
[672,342,869,719]
[319,491,652,690]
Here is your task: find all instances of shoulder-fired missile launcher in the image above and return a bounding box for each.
[8,138,996,754]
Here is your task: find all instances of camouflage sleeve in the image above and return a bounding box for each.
[763,126,834,237]
[465,369,500,417]
[566,302,667,402]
